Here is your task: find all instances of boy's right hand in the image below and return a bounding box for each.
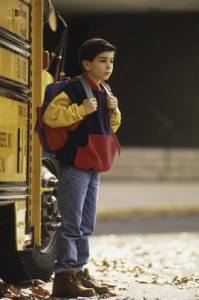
[82,98,97,115]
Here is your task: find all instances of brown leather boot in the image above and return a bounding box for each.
[52,268,95,298]
[76,268,109,295]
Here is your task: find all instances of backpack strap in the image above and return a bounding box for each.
[101,82,112,97]
[77,75,93,99]
[77,75,113,98]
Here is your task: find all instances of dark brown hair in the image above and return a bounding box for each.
[78,38,116,70]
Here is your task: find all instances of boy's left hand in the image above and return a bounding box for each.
[107,96,118,114]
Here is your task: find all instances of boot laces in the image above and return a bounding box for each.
[68,274,81,287]
[84,272,96,284]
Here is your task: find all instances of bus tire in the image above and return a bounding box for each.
[0,156,59,283]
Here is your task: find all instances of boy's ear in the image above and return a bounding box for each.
[82,60,91,71]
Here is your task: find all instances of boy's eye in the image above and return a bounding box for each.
[99,59,114,64]
[99,59,106,63]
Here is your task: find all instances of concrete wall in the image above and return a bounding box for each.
[101,147,199,181]
[58,12,199,148]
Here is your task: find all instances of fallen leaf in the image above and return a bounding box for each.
[30,286,50,297]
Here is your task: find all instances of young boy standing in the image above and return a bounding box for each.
[43,38,121,298]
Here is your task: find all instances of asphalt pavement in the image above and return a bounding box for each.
[90,180,199,300]
[94,213,199,235]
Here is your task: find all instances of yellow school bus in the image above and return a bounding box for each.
[0,0,65,283]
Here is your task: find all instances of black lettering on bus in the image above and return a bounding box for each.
[18,106,23,116]
[18,106,26,118]
[0,157,5,173]
[0,132,6,148]
[17,58,27,82]
[0,132,12,148]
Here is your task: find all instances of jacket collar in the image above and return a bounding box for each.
[82,73,101,91]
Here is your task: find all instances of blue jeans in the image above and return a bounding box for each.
[54,163,99,273]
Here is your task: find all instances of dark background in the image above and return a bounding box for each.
[44,12,199,148]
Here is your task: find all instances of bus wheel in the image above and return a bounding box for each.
[0,156,60,283]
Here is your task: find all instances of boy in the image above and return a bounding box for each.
[43,38,121,298]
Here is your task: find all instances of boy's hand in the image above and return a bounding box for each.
[107,96,118,114]
[82,98,97,115]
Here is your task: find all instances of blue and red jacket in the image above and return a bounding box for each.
[43,74,121,172]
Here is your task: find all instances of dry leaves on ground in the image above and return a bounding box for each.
[1,233,199,299]
[0,278,50,300]
[89,233,199,290]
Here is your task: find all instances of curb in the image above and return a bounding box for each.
[97,205,199,219]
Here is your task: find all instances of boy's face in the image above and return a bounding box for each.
[83,51,115,84]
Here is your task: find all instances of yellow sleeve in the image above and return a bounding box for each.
[110,109,121,132]
[43,91,86,128]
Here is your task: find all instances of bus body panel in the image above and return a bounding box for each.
[0,94,28,182]
[0,0,30,44]
[0,0,60,283]
[0,40,30,88]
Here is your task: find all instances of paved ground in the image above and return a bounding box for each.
[88,233,199,300]
[94,213,199,235]
[45,232,199,300]
[2,181,199,300]
[92,181,199,299]
[47,181,199,300]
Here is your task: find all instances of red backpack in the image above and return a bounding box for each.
[35,75,93,153]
